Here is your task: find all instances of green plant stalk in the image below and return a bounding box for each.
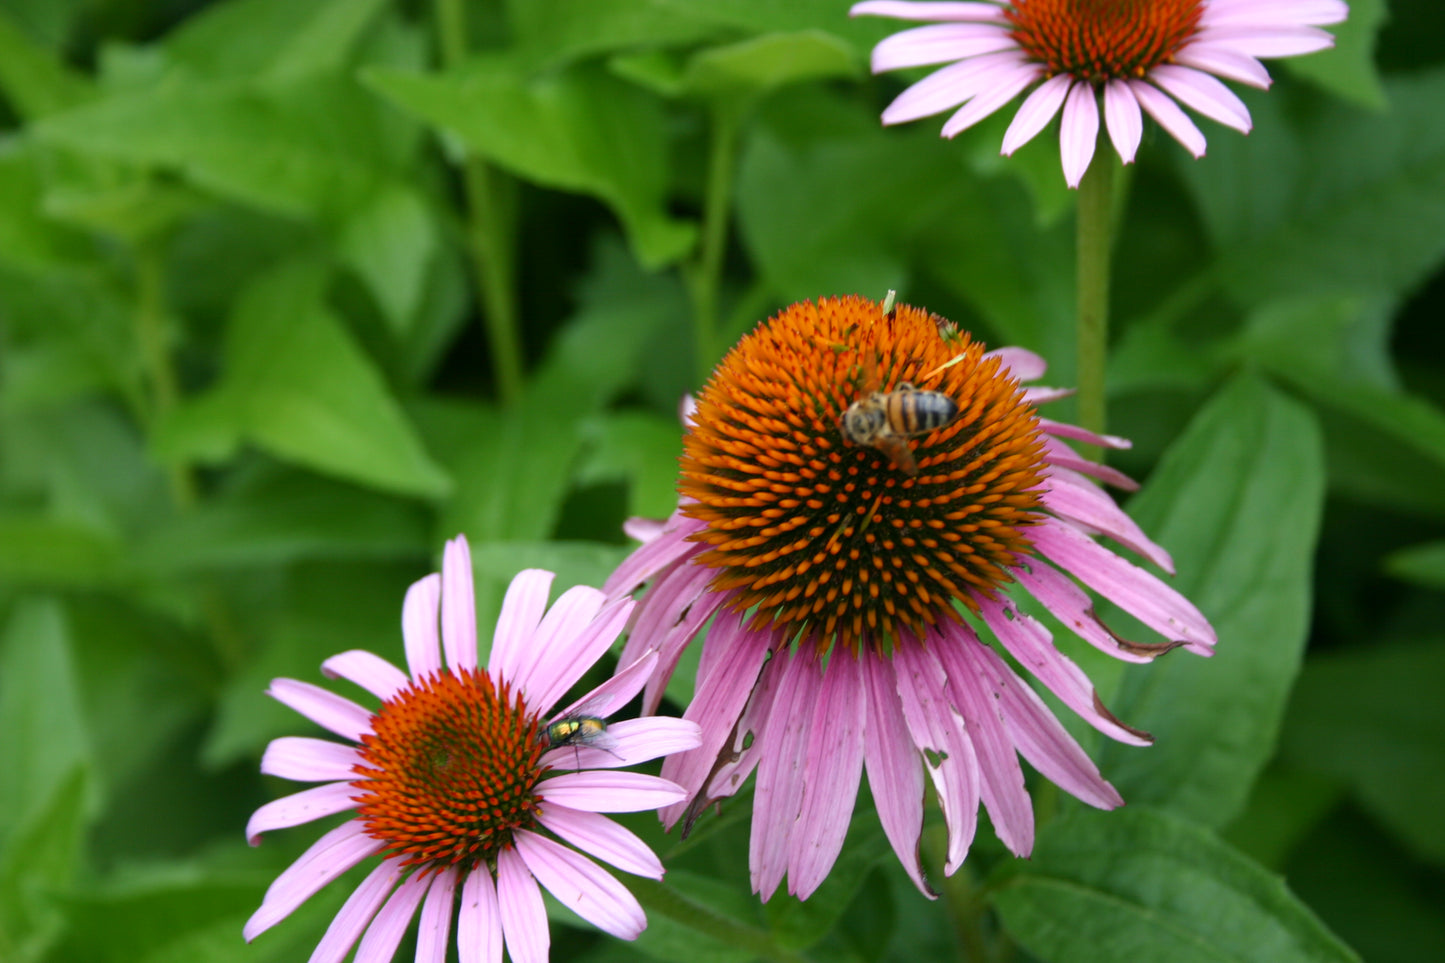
[436,0,522,404]
[924,822,997,963]
[134,245,196,509]
[1074,147,1114,462]
[691,101,742,384]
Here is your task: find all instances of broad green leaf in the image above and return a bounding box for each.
[0,0,82,50]
[628,872,779,963]
[576,411,684,519]
[0,517,123,587]
[616,30,860,101]
[467,541,631,599]
[1284,0,1387,110]
[163,0,386,81]
[1221,766,1342,871]
[1096,375,1325,828]
[0,766,89,963]
[764,809,889,950]
[1280,637,1445,867]
[673,0,892,56]
[0,8,92,119]
[158,260,451,498]
[336,182,438,336]
[1186,69,1445,306]
[0,141,98,271]
[364,58,696,268]
[1384,540,1445,589]
[508,0,722,69]
[991,808,1359,963]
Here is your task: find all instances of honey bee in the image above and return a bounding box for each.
[841,382,960,476]
[540,706,619,769]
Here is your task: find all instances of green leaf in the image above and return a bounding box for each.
[467,541,631,599]
[0,766,89,963]
[364,58,696,268]
[576,411,683,519]
[336,182,438,335]
[1096,375,1326,828]
[507,0,722,70]
[0,8,92,119]
[1384,541,1445,589]
[158,260,451,498]
[0,516,123,587]
[1280,637,1445,868]
[1221,766,1342,872]
[990,808,1359,963]
[162,0,387,81]
[1283,0,1387,110]
[617,30,860,101]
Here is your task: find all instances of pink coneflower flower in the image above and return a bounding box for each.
[604,296,1215,900]
[245,536,701,963]
[850,0,1349,186]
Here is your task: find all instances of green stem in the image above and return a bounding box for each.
[691,102,741,384]
[627,878,811,963]
[922,822,996,962]
[1074,147,1114,462]
[436,0,522,404]
[133,245,196,509]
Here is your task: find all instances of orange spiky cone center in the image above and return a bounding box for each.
[1007,0,1204,83]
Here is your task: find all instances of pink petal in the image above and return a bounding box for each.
[515,830,645,940]
[244,822,385,941]
[1012,557,1169,664]
[260,736,362,782]
[789,652,867,899]
[537,804,664,879]
[637,564,729,714]
[1103,80,1143,164]
[1042,434,1141,490]
[543,715,700,772]
[550,651,659,738]
[441,535,479,672]
[1038,417,1132,450]
[1031,516,1217,653]
[977,594,1153,746]
[515,586,615,710]
[487,569,555,686]
[603,511,703,598]
[1201,1,1348,29]
[1128,79,1207,158]
[871,22,1016,72]
[1149,64,1252,133]
[246,782,358,845]
[353,870,429,963]
[1059,80,1100,189]
[750,648,820,901]
[893,640,979,874]
[321,650,409,702]
[1175,43,1273,89]
[984,345,1047,382]
[861,648,932,897]
[881,50,1032,125]
[266,678,372,742]
[1001,74,1073,156]
[1189,24,1336,58]
[307,861,400,963]
[941,61,1041,138]
[496,848,548,963]
[458,864,503,963]
[401,573,442,681]
[851,1,1009,22]
[621,515,666,544]
[938,630,1034,857]
[415,868,460,963]
[1025,385,1074,405]
[540,771,688,812]
[975,640,1124,809]
[1041,471,1175,572]
[697,644,786,812]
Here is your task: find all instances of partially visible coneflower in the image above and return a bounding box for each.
[851,0,1349,185]
[604,296,1215,900]
[245,536,701,963]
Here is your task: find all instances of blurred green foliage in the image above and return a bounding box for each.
[0,1,1441,961]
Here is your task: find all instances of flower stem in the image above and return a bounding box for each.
[134,244,196,509]
[924,823,997,963]
[691,102,741,385]
[1074,149,1114,462]
[436,0,522,405]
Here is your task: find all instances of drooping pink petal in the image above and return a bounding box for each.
[1042,435,1141,491]
[260,736,362,782]
[441,536,479,672]
[321,650,409,702]
[621,515,667,544]
[246,782,359,844]
[977,594,1153,746]
[1031,516,1217,654]
[851,1,1009,23]
[457,864,503,963]
[893,640,980,874]
[1128,79,1207,158]
[401,573,442,680]
[244,822,386,941]
[984,345,1047,382]
[515,831,646,940]
[541,770,688,812]
[1040,470,1175,572]
[1012,558,1166,664]
[1038,417,1132,450]
[496,848,548,963]
[353,870,429,963]
[544,716,700,772]
[603,511,703,598]
[789,651,867,899]
[882,51,1029,125]
[486,569,555,685]
[1024,385,1075,405]
[751,647,821,900]
[698,642,786,812]
[861,648,932,897]
[871,22,1016,72]
[1150,64,1252,133]
[1059,80,1100,188]
[624,561,723,713]
[1001,74,1073,156]
[1175,43,1272,89]
[941,60,1041,138]
[306,861,400,963]
[267,678,373,742]
[415,868,460,963]
[536,804,665,879]
[1103,80,1143,164]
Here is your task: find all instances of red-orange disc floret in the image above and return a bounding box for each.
[680,296,1048,655]
[1006,0,1204,84]
[353,669,545,872]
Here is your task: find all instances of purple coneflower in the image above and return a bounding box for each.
[851,0,1349,185]
[604,296,1215,900]
[245,536,701,963]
